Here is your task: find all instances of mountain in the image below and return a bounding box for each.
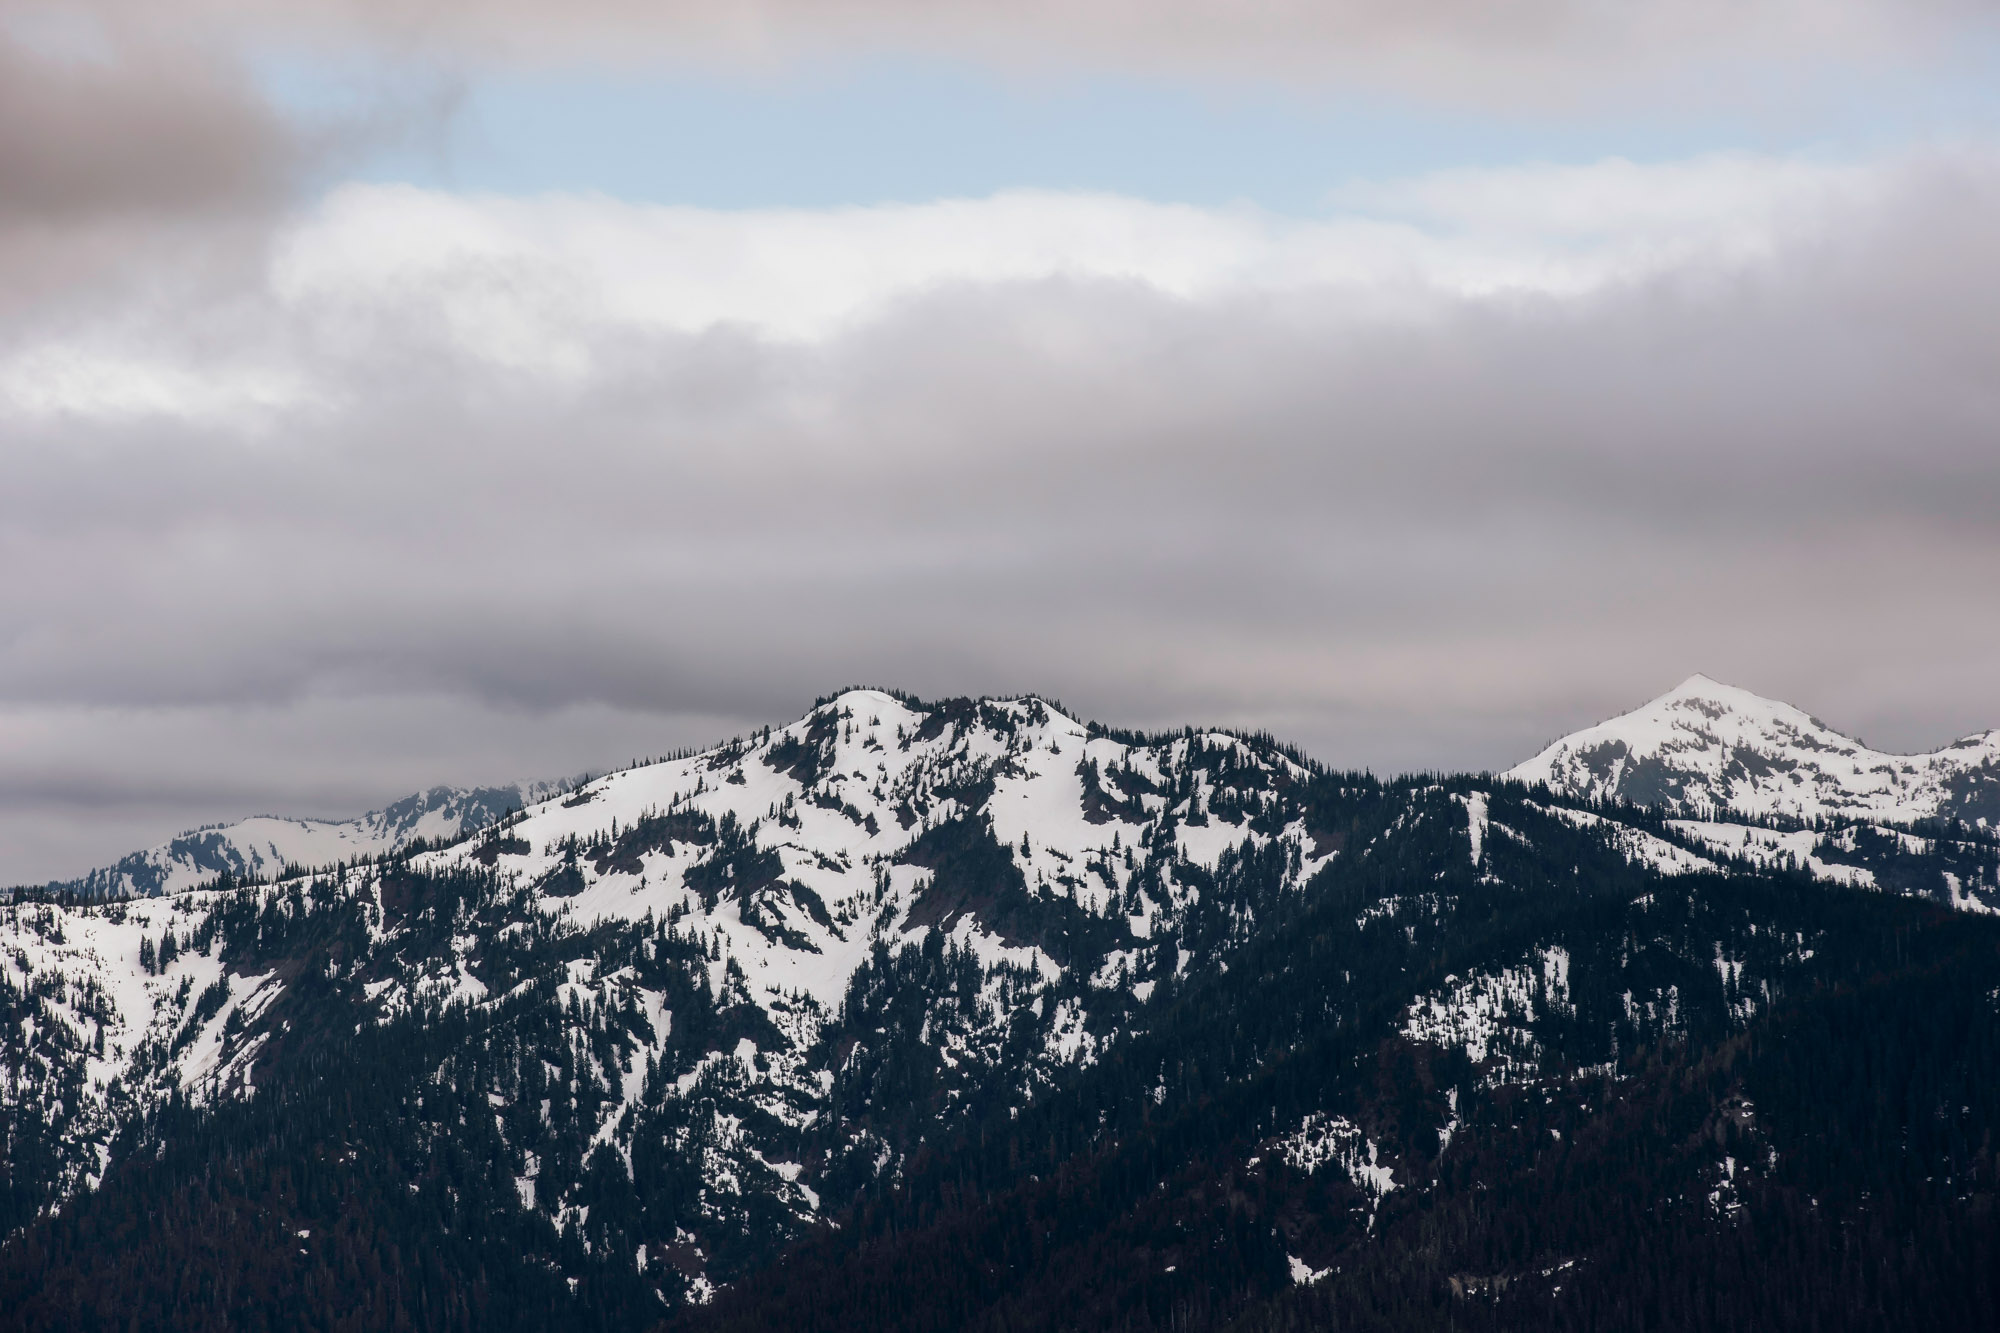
[3,687,1998,1332]
[30,782,559,900]
[1507,673,2000,828]
[0,692,1338,1259]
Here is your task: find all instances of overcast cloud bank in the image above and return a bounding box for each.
[5,147,1999,881]
[60,0,1994,100]
[4,2,1999,881]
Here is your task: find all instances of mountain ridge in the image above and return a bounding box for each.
[23,781,565,901]
[36,675,2000,907]
[3,683,1998,1330]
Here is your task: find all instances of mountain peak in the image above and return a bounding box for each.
[1663,671,1749,702]
[9,684,2000,1327]
[1508,678,2000,826]
[1655,672,1801,717]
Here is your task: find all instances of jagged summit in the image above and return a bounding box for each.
[1507,674,2000,826]
[419,687,1326,1014]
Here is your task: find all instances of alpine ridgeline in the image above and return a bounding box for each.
[4,685,1998,1333]
[30,783,560,901]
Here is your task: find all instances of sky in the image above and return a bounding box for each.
[5,1,2000,883]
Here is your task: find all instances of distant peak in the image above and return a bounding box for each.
[1663,672,1746,700]
[1650,673,1802,717]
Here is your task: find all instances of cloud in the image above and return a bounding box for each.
[114,0,1996,105]
[0,692,736,890]
[0,147,1868,409]
[3,149,2000,880]
[0,0,1977,306]
[0,27,298,224]
[0,27,285,323]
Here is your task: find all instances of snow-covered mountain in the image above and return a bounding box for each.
[1,690,1341,1274]
[6,686,1999,1325]
[1506,673,2000,828]
[36,782,558,899]
[407,689,1326,1020]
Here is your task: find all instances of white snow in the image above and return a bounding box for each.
[1289,1254,1333,1285]
[1532,804,1719,876]
[1942,871,1996,915]
[1402,946,1572,1081]
[49,783,558,898]
[1458,791,1489,866]
[1272,1112,1397,1200]
[1667,819,1877,889]
[1508,673,2000,826]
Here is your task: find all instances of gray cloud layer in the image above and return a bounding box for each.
[0,34,293,224]
[5,150,2000,882]
[101,0,1995,102]
[4,4,2000,882]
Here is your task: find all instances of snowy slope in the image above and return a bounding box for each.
[1506,674,2000,827]
[3,690,1343,1271]
[0,888,287,1212]
[408,691,1322,1015]
[35,783,557,899]
[9,685,1996,1302]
